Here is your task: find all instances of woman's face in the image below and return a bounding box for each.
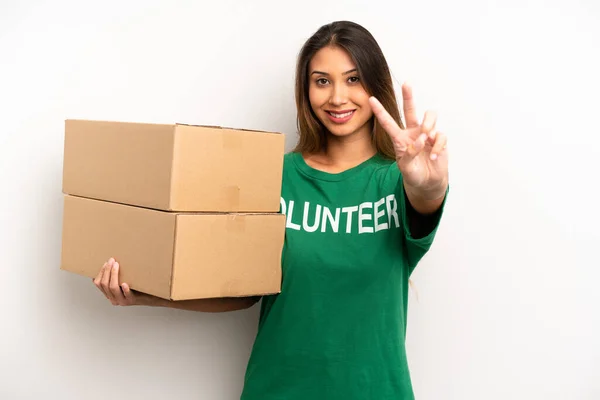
[308,45,373,140]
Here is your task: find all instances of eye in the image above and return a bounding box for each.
[348,76,360,84]
[316,78,329,86]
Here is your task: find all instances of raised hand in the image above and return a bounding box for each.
[369,83,448,193]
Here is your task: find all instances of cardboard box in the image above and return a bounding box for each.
[60,195,285,300]
[62,119,285,212]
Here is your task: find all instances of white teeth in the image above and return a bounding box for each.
[329,111,353,118]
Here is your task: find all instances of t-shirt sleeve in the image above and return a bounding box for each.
[396,174,448,275]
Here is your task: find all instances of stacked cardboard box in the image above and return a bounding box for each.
[60,119,286,301]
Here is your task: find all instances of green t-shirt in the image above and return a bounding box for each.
[240,151,446,400]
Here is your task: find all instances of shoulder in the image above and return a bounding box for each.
[371,153,397,170]
[283,151,300,173]
[369,154,402,184]
[283,151,298,164]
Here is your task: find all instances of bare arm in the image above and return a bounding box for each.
[404,177,448,215]
[136,293,261,313]
[94,258,261,312]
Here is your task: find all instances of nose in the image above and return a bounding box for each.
[329,82,348,106]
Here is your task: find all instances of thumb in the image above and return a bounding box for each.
[121,283,136,304]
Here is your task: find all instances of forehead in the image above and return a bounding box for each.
[309,45,356,73]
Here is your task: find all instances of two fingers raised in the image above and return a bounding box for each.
[369,88,446,161]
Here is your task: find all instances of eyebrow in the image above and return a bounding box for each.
[310,68,357,76]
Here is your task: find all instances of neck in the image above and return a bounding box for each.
[322,125,376,167]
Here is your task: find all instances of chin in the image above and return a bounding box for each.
[320,118,372,139]
[325,125,360,137]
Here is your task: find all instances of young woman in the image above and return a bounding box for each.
[94,20,448,399]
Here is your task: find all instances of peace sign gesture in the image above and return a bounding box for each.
[369,83,448,195]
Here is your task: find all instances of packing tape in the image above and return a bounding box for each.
[226,214,246,233]
[223,185,241,211]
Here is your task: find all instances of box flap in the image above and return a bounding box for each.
[66,118,176,128]
[174,122,281,135]
[175,123,223,129]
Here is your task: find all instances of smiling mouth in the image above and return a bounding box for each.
[326,110,355,118]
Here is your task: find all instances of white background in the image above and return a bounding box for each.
[1,0,598,399]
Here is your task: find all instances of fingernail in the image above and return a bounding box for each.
[114,262,119,269]
[431,153,438,160]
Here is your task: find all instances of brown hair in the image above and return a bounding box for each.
[293,21,404,159]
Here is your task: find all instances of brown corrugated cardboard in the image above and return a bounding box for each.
[60,195,285,300]
[62,119,285,212]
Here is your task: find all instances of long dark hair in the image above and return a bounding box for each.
[293,20,403,159]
